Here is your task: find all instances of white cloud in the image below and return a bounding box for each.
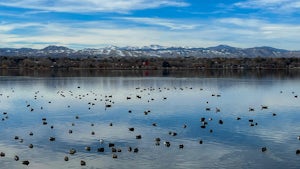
[218,18,300,39]
[1,17,300,50]
[0,0,189,13]
[235,0,300,12]
[118,17,199,30]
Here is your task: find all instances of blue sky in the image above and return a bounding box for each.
[1,0,300,50]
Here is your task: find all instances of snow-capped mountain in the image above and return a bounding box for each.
[0,45,299,58]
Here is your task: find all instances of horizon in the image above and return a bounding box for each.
[0,44,297,51]
[1,0,300,50]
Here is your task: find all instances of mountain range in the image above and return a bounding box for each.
[0,45,299,58]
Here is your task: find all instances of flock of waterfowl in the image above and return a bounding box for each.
[0,83,299,167]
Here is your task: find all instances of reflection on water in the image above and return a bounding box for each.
[1,69,300,79]
[0,70,299,169]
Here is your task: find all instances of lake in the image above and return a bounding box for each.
[0,70,299,169]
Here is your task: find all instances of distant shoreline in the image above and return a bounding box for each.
[0,56,299,70]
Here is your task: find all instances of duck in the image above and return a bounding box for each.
[14,155,19,161]
[155,138,161,142]
[80,160,86,166]
[22,160,30,165]
[169,132,177,136]
[261,147,267,152]
[49,137,55,141]
[219,120,224,125]
[111,148,117,152]
[97,147,105,152]
[29,144,33,148]
[249,108,255,111]
[85,146,91,151]
[64,156,69,161]
[261,105,268,109]
[69,148,76,155]
[164,141,171,147]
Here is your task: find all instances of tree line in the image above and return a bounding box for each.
[0,56,299,70]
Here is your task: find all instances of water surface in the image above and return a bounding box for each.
[0,70,299,169]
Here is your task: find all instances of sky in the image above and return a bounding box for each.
[0,0,300,50]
